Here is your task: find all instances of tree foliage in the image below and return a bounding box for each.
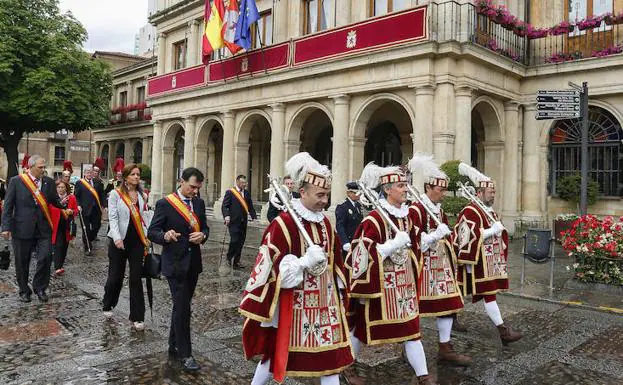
[556,174,599,206]
[439,160,471,193]
[0,0,112,176]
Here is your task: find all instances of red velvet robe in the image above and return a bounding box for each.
[410,202,464,317]
[239,211,353,378]
[345,209,422,345]
[452,202,510,296]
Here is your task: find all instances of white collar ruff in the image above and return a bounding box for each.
[292,198,325,223]
[420,194,441,214]
[378,198,409,219]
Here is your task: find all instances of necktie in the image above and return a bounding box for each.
[34,178,40,189]
[183,198,191,210]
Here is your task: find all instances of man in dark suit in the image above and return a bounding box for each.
[222,175,257,269]
[266,175,300,222]
[1,155,62,302]
[74,166,106,255]
[335,182,363,253]
[148,167,209,372]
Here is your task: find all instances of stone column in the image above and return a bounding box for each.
[183,116,196,166]
[235,143,250,182]
[157,32,166,75]
[124,139,132,162]
[349,136,366,181]
[521,104,541,219]
[413,85,435,154]
[162,147,175,194]
[187,20,199,66]
[502,101,520,233]
[432,83,456,163]
[330,95,350,207]
[335,0,351,27]
[207,142,217,202]
[126,81,134,105]
[220,111,235,196]
[151,121,163,200]
[454,86,473,163]
[141,137,152,166]
[273,0,288,42]
[284,140,300,160]
[270,103,286,177]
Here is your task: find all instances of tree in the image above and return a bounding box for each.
[0,0,112,177]
[439,160,470,217]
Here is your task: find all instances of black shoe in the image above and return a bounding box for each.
[19,293,31,303]
[233,263,245,270]
[180,356,200,372]
[36,291,49,302]
[85,250,94,256]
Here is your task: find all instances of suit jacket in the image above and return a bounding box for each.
[1,175,62,239]
[74,178,106,216]
[147,194,209,278]
[107,190,149,242]
[335,198,363,247]
[266,191,300,222]
[222,188,257,225]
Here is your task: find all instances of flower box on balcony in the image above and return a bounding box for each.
[576,16,603,31]
[604,12,623,25]
[550,21,575,35]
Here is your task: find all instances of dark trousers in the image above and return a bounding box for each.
[12,236,52,296]
[167,271,199,358]
[102,237,145,322]
[226,221,247,264]
[81,210,101,249]
[53,220,69,270]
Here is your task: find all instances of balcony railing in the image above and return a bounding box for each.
[109,103,152,125]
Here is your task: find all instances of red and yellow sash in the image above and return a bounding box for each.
[229,188,249,215]
[19,174,53,229]
[165,193,200,232]
[80,179,102,211]
[117,189,148,254]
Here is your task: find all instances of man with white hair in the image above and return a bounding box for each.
[1,155,63,302]
[240,152,354,385]
[346,163,435,385]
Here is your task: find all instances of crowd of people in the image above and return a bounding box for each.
[0,149,520,383]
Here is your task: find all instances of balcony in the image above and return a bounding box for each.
[109,103,152,125]
[147,1,623,98]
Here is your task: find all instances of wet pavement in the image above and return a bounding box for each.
[0,218,621,385]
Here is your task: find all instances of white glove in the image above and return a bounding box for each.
[300,245,326,270]
[421,224,450,253]
[279,254,304,289]
[377,231,411,259]
[483,221,504,239]
[434,224,451,239]
[343,243,351,253]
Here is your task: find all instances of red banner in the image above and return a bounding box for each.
[293,6,427,66]
[208,42,290,82]
[147,65,206,97]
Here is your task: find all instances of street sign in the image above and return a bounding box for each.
[536,89,582,120]
[535,111,580,120]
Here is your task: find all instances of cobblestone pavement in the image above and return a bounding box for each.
[0,220,622,385]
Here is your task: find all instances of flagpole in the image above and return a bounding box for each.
[258,29,268,74]
[219,49,227,82]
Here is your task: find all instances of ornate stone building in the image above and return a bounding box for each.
[98,0,623,230]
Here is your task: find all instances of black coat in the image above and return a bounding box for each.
[74,178,106,215]
[335,199,363,247]
[266,191,300,222]
[222,188,257,224]
[1,175,62,239]
[147,195,210,278]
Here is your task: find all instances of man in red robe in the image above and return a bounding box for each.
[346,163,436,385]
[240,152,354,385]
[453,163,522,345]
[408,154,470,365]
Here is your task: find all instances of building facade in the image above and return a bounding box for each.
[96,0,622,230]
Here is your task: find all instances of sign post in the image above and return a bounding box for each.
[535,84,589,215]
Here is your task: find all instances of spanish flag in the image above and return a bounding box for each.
[202,0,225,63]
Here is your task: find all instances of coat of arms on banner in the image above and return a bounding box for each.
[171,75,177,88]
[458,221,471,248]
[351,240,369,279]
[245,245,272,292]
[346,30,357,49]
[241,57,249,72]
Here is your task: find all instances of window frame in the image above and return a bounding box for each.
[251,10,273,49]
[53,145,66,166]
[303,0,335,35]
[369,0,411,17]
[172,39,187,70]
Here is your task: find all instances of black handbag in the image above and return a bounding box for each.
[142,247,161,279]
[0,246,10,270]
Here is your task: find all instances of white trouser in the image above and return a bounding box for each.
[436,317,453,343]
[484,300,504,326]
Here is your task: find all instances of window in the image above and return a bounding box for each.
[252,11,273,49]
[133,141,143,164]
[136,86,146,104]
[549,106,622,197]
[304,0,335,35]
[119,91,128,107]
[173,39,187,70]
[54,146,65,166]
[210,47,227,61]
[370,0,411,17]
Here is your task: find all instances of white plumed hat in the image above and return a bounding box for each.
[458,162,495,189]
[359,162,406,189]
[408,153,448,189]
[284,152,332,189]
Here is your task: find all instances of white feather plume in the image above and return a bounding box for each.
[359,162,401,189]
[408,153,446,188]
[458,162,490,185]
[284,152,331,186]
